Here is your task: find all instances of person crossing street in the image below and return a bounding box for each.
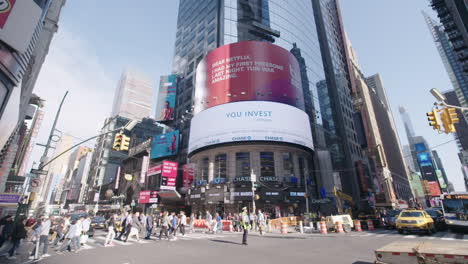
[257,210,266,236]
[159,212,170,241]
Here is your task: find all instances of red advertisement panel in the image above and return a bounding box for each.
[182,164,195,188]
[147,164,162,176]
[138,191,151,204]
[161,160,178,190]
[428,181,441,197]
[194,41,304,114]
[0,0,16,29]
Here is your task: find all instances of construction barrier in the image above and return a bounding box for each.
[367,219,374,231]
[335,221,344,233]
[221,220,232,231]
[281,222,288,234]
[354,220,362,232]
[319,221,327,234]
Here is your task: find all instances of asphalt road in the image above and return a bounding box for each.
[4,229,468,264]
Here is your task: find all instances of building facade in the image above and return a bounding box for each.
[366,74,413,201]
[165,0,397,216]
[424,11,468,122]
[111,70,154,121]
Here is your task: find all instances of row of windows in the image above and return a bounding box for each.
[197,152,308,184]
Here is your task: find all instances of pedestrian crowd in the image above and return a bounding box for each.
[0,208,271,260]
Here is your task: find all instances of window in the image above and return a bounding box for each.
[298,156,305,186]
[282,153,294,176]
[236,152,250,177]
[261,152,275,177]
[201,157,209,181]
[214,153,227,178]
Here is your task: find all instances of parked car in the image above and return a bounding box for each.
[425,208,447,231]
[396,209,436,235]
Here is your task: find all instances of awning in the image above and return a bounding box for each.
[158,190,182,203]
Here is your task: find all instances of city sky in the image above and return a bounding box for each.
[28,0,465,191]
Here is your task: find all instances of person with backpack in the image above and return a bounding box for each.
[5,216,27,260]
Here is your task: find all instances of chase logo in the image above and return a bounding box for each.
[0,0,11,13]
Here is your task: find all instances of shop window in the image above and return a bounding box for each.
[282,153,294,177]
[214,153,227,178]
[236,152,250,177]
[261,152,275,177]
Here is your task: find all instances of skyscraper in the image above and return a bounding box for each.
[399,106,416,143]
[111,70,154,121]
[169,0,382,214]
[423,11,468,121]
[366,74,413,201]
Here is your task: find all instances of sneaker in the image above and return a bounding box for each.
[28,256,35,260]
[6,256,17,260]
[42,254,51,258]
[56,251,63,255]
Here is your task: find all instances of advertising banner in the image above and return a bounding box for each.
[138,191,151,204]
[194,41,304,114]
[0,0,41,52]
[147,164,162,176]
[161,160,178,190]
[435,170,447,189]
[182,164,195,188]
[155,74,177,121]
[189,101,313,153]
[140,156,149,184]
[151,130,179,159]
[427,181,442,197]
[0,193,20,204]
[417,152,432,167]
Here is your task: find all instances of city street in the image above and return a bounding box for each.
[4,229,468,264]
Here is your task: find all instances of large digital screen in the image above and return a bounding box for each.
[414,143,427,152]
[155,74,177,121]
[188,101,314,153]
[417,152,432,167]
[150,130,179,159]
[194,41,304,114]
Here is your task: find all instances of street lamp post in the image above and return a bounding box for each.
[430,88,468,111]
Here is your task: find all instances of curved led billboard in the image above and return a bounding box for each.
[194,41,304,114]
[188,101,313,154]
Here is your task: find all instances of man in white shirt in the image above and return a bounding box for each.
[179,211,187,236]
[80,215,91,245]
[29,215,51,259]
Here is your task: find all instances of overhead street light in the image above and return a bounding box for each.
[430,88,446,102]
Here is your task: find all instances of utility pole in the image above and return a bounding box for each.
[30,91,68,212]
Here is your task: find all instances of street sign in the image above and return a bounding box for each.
[30,178,41,188]
[30,169,48,175]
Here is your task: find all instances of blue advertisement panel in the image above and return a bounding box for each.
[155,74,177,121]
[417,152,432,167]
[414,143,427,152]
[151,130,179,159]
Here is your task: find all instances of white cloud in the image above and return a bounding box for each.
[27,27,116,171]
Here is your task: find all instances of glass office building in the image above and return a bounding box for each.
[172,0,370,214]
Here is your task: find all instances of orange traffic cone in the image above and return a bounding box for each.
[320,221,327,234]
[354,220,362,232]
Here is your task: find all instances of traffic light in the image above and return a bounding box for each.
[113,133,123,151]
[120,135,131,151]
[441,107,459,133]
[426,110,441,132]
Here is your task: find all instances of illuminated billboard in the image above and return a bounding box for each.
[155,74,177,121]
[188,101,313,153]
[414,143,427,152]
[194,41,304,114]
[150,130,179,159]
[417,152,432,167]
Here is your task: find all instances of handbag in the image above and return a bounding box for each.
[80,234,88,244]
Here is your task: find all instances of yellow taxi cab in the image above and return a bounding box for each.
[396,209,436,235]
